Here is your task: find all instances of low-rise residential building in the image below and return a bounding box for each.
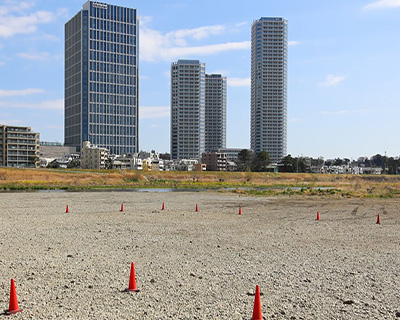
[201,152,228,171]
[81,141,109,169]
[113,154,143,170]
[0,124,39,168]
[39,142,78,167]
[218,148,253,162]
[170,159,199,171]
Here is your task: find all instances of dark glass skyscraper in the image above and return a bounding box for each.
[251,17,288,162]
[65,1,139,155]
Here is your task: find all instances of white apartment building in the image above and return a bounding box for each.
[171,60,227,159]
[171,60,206,160]
[251,17,288,162]
[205,74,227,152]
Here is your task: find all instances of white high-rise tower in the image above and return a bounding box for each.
[251,17,288,162]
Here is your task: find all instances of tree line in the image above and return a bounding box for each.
[235,150,400,174]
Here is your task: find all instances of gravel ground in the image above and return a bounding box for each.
[0,191,399,319]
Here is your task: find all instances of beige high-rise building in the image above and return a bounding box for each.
[81,141,109,169]
[0,124,39,168]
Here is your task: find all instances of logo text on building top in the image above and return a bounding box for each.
[93,2,107,9]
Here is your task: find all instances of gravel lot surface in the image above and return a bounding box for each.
[1,191,399,319]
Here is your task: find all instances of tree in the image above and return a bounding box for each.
[104,157,113,169]
[279,154,294,172]
[235,149,254,171]
[251,151,271,172]
[67,159,81,168]
[295,157,308,173]
[386,157,399,175]
[371,154,384,167]
[334,158,343,166]
[47,159,60,169]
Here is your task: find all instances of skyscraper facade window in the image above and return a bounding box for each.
[205,74,227,152]
[251,17,288,163]
[170,60,206,160]
[65,1,139,155]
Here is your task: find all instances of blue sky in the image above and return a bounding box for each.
[0,0,399,159]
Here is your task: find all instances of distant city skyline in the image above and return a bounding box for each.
[0,0,399,159]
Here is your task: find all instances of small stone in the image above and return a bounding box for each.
[150,278,156,283]
[395,311,400,318]
[190,272,196,277]
[343,300,355,305]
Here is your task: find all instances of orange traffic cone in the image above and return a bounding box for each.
[126,262,140,292]
[376,214,380,224]
[239,206,242,215]
[195,204,198,212]
[65,205,69,213]
[316,211,320,220]
[251,285,262,320]
[5,279,23,315]
[120,203,124,212]
[161,202,165,210]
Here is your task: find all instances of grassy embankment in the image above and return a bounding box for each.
[0,167,400,198]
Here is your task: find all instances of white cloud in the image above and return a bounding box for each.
[149,124,165,128]
[0,88,44,97]
[168,25,225,42]
[36,99,63,110]
[318,74,346,87]
[44,124,61,129]
[0,1,59,38]
[17,51,61,61]
[0,118,22,125]
[364,0,400,9]
[236,21,248,27]
[159,41,251,61]
[0,61,5,66]
[228,77,250,87]
[289,40,301,46]
[140,106,170,119]
[321,109,369,116]
[140,75,150,80]
[0,98,63,110]
[209,69,230,76]
[32,33,59,42]
[140,19,249,62]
